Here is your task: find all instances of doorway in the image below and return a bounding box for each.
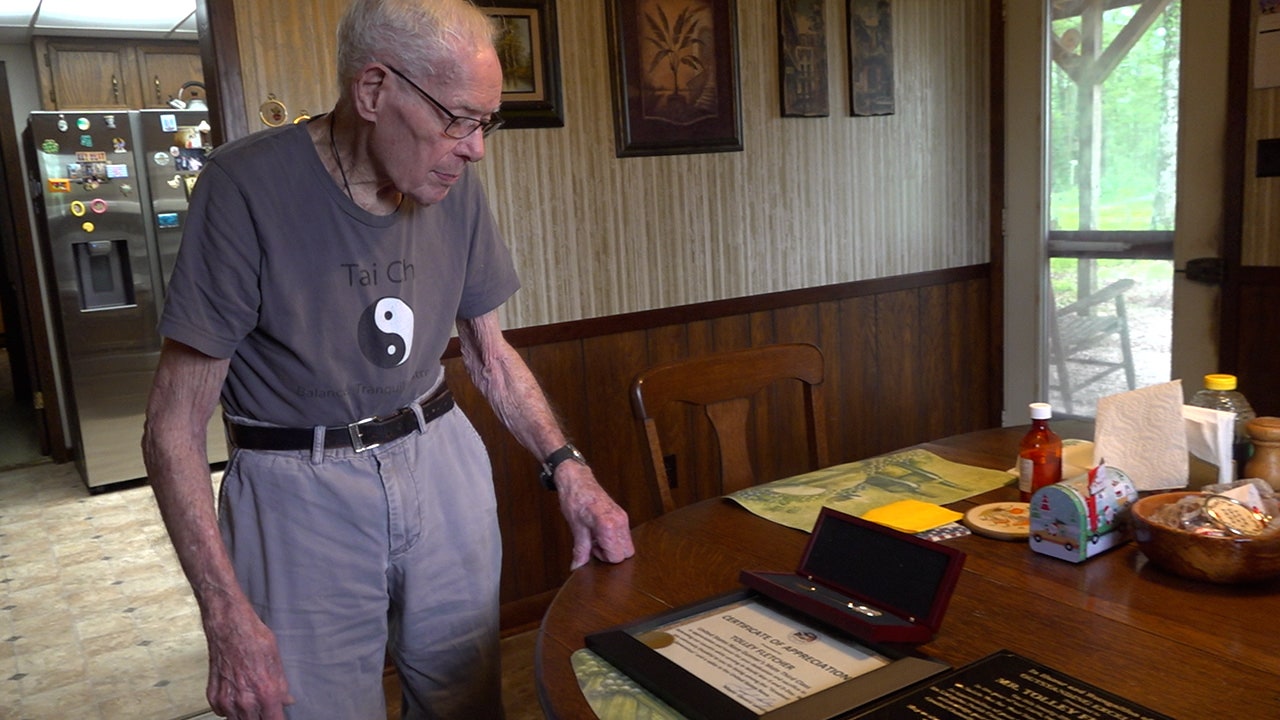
[0,60,56,471]
[1004,0,1231,422]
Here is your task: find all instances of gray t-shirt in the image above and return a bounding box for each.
[159,121,520,427]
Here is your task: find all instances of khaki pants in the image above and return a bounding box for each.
[218,404,504,719]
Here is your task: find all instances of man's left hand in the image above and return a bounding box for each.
[554,463,635,570]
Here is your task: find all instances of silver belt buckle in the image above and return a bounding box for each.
[347,416,381,452]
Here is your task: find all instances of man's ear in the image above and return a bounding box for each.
[352,64,389,122]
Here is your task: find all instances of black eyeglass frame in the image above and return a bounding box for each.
[383,63,504,139]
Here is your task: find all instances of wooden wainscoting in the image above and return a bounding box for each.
[442,264,1000,631]
[1229,267,1280,418]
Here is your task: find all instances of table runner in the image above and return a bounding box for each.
[572,648,685,720]
[726,448,1015,532]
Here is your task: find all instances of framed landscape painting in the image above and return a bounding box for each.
[606,0,743,157]
[476,0,564,128]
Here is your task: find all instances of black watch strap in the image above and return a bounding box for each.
[539,443,586,490]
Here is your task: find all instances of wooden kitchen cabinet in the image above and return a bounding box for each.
[34,38,203,110]
[137,44,206,109]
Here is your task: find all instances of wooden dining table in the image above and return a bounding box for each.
[535,423,1280,718]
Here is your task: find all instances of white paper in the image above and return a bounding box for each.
[641,598,889,713]
[1182,404,1235,485]
[1093,381,1188,491]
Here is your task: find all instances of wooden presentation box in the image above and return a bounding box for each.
[740,507,966,644]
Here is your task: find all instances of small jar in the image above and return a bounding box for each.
[1243,417,1280,492]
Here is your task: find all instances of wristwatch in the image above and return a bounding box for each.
[540,443,586,490]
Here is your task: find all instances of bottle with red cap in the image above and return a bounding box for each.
[1018,402,1063,501]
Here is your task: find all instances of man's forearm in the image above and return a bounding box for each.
[456,313,570,458]
[142,343,249,620]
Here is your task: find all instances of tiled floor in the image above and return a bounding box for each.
[0,458,548,720]
[0,461,210,719]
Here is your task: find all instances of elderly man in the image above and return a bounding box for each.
[142,1,634,718]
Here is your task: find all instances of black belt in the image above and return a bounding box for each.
[225,388,455,452]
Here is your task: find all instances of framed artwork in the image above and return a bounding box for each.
[847,0,895,116]
[476,0,564,128]
[778,0,829,117]
[606,0,743,157]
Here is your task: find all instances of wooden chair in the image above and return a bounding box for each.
[1048,278,1137,415]
[630,343,830,514]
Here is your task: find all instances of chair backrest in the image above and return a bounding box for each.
[630,342,830,514]
[1047,278,1137,415]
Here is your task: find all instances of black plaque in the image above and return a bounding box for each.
[849,650,1175,719]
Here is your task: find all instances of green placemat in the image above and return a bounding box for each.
[572,648,686,720]
[727,449,1015,532]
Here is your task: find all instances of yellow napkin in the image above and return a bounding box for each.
[859,499,963,534]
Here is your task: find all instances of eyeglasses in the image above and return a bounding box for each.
[383,63,503,139]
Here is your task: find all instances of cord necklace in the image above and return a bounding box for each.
[328,114,353,201]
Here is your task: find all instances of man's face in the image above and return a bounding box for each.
[373,48,503,206]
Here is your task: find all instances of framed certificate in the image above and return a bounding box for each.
[586,590,949,720]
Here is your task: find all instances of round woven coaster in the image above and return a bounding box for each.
[964,502,1031,541]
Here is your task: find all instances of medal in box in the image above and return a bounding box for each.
[739,506,966,644]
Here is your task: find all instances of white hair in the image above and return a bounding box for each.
[336,0,497,94]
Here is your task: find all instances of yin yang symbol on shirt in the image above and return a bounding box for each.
[358,297,414,368]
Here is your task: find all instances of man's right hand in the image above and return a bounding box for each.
[204,604,294,720]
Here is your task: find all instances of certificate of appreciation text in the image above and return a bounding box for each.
[635,597,890,714]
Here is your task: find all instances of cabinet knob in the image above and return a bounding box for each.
[112,74,119,103]
[154,76,161,104]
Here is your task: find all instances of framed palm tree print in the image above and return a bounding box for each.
[606,0,743,157]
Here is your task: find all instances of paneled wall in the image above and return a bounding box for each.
[1243,3,1280,266]
[1232,2,1280,414]
[217,0,993,329]
[443,265,997,628]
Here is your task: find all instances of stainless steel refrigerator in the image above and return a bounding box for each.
[27,109,226,490]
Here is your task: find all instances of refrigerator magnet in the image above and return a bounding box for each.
[89,199,108,214]
[69,201,87,217]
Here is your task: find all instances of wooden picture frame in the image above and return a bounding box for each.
[847,0,895,116]
[605,0,743,157]
[778,0,830,117]
[476,0,564,128]
[586,590,949,720]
